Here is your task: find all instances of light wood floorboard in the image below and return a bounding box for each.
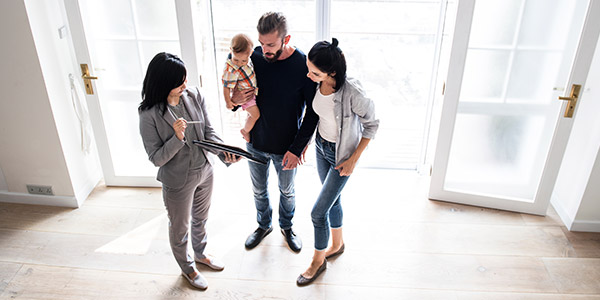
[1,165,599,299]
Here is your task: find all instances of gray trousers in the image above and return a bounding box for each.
[162,163,213,274]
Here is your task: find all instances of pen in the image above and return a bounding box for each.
[186,121,202,124]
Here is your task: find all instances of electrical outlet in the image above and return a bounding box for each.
[26,184,54,196]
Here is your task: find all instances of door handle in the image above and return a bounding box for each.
[80,64,98,95]
[558,84,581,118]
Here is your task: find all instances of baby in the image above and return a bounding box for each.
[221,33,260,142]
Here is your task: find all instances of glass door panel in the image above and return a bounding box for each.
[517,0,576,48]
[330,0,444,169]
[468,0,521,46]
[460,49,510,101]
[506,51,563,103]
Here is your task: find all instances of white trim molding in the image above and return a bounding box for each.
[570,220,600,232]
[0,191,79,208]
[73,176,101,207]
[315,0,330,42]
[551,196,575,230]
[551,194,600,232]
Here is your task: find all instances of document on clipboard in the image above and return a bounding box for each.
[192,140,267,165]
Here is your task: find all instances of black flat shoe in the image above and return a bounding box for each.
[245,227,273,249]
[296,259,327,286]
[325,243,345,259]
[281,228,302,253]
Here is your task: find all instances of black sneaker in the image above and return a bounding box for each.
[244,227,273,249]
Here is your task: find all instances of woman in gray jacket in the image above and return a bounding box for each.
[297,39,379,286]
[139,52,239,290]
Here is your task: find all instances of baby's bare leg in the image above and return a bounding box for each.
[240,105,260,142]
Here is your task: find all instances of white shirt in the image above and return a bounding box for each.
[313,78,379,165]
[312,88,338,143]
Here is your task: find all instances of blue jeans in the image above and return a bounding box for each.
[312,133,350,250]
[246,143,296,230]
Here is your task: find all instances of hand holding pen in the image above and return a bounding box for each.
[172,118,187,141]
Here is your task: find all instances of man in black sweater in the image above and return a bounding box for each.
[232,12,318,253]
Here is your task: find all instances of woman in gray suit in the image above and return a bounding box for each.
[139,52,239,290]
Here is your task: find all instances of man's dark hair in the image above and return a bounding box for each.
[257,12,288,38]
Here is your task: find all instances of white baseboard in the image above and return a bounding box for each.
[550,196,575,230]
[570,220,600,232]
[74,176,101,207]
[551,196,600,233]
[0,191,78,208]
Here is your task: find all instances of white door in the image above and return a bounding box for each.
[63,0,200,186]
[430,0,600,215]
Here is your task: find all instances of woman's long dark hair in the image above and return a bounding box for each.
[139,52,186,114]
[308,38,346,91]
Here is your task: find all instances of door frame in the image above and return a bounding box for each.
[429,0,600,215]
[63,0,200,186]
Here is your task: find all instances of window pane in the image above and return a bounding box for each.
[84,0,135,38]
[518,0,576,48]
[139,41,181,68]
[445,113,555,200]
[469,0,521,47]
[461,50,510,102]
[506,51,562,103]
[135,0,179,39]
[93,40,142,89]
[331,0,441,169]
[331,1,438,34]
[102,90,158,176]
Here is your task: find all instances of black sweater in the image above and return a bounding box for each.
[250,47,318,156]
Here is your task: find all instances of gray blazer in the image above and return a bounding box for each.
[139,87,224,189]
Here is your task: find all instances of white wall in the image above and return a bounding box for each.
[573,34,600,227]
[0,0,101,207]
[0,0,73,202]
[24,0,102,205]
[576,152,600,222]
[551,33,600,232]
[0,167,8,191]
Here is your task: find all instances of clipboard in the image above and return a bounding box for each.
[193,140,267,165]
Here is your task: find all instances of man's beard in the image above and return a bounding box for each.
[263,47,283,62]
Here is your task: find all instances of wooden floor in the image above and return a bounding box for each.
[1,162,600,299]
